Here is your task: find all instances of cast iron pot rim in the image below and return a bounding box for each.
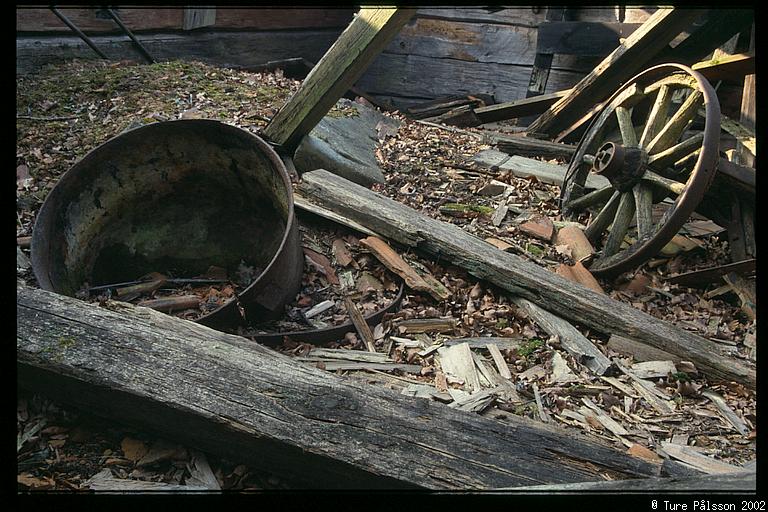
[31,119,298,323]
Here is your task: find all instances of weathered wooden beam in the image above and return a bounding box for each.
[474,90,571,125]
[527,8,703,138]
[691,53,755,83]
[263,7,416,153]
[473,149,608,189]
[17,285,666,489]
[484,132,576,160]
[502,471,756,491]
[297,170,755,388]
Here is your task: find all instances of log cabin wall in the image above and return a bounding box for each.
[15,7,356,74]
[17,6,655,111]
[355,7,656,110]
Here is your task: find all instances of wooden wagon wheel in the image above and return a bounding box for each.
[560,63,721,276]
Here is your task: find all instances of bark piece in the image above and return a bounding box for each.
[360,236,449,301]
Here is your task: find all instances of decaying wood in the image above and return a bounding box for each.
[19,285,670,488]
[263,7,416,152]
[701,390,750,436]
[343,298,377,352]
[501,471,755,491]
[302,348,390,363]
[294,193,380,237]
[437,343,482,393]
[513,298,613,376]
[359,236,449,301]
[527,8,703,138]
[665,259,755,288]
[691,53,755,82]
[660,443,746,475]
[486,344,512,380]
[473,90,571,125]
[722,272,756,321]
[484,132,577,160]
[298,170,754,388]
[473,150,610,189]
[630,360,677,380]
[394,317,457,335]
[444,338,523,350]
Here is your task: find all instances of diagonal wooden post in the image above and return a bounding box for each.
[526,7,702,139]
[263,7,416,154]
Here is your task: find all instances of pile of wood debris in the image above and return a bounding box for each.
[17,59,755,491]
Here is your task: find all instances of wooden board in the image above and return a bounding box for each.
[474,90,571,124]
[536,22,642,56]
[358,53,585,107]
[298,170,755,388]
[263,8,416,152]
[473,150,609,189]
[16,30,345,75]
[17,285,665,490]
[528,8,704,138]
[16,7,354,33]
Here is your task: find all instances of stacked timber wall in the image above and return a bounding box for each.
[17,7,655,110]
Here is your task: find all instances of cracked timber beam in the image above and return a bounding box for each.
[17,284,668,489]
[262,7,415,154]
[527,7,703,139]
[297,170,755,388]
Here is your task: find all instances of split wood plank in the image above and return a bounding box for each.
[303,348,389,363]
[263,7,416,153]
[512,298,613,376]
[360,236,449,301]
[298,170,755,388]
[343,297,377,352]
[500,471,755,491]
[394,317,457,335]
[486,344,512,380]
[473,150,609,189]
[660,443,746,475]
[527,8,703,138]
[701,390,750,436]
[436,343,481,393]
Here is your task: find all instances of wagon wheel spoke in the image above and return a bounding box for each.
[632,183,654,239]
[602,191,635,258]
[566,185,615,212]
[639,84,672,148]
[645,89,703,155]
[640,171,685,195]
[584,190,621,243]
[615,106,638,146]
[647,132,705,171]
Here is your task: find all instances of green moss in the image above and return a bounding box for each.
[58,336,78,349]
[495,318,509,330]
[518,338,543,357]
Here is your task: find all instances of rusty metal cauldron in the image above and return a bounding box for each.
[31,119,303,329]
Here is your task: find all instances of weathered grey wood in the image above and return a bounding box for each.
[536,22,642,56]
[444,338,523,350]
[358,53,585,108]
[183,8,216,30]
[615,106,638,146]
[660,443,746,474]
[645,90,703,155]
[16,31,345,75]
[474,90,571,124]
[607,334,683,364]
[486,133,576,160]
[473,150,609,189]
[17,285,666,489]
[528,8,703,137]
[298,170,755,388]
[602,191,635,258]
[584,190,621,242]
[513,298,613,376]
[632,183,654,239]
[501,471,756,491]
[263,8,416,152]
[701,390,750,436]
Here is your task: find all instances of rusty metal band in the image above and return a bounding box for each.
[248,280,405,346]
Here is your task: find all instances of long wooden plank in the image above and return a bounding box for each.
[263,8,416,153]
[473,150,609,189]
[487,133,577,159]
[16,31,345,75]
[298,170,755,388]
[17,285,665,490]
[474,90,571,124]
[527,8,703,138]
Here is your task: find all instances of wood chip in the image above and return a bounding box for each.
[631,360,677,379]
[627,443,662,462]
[701,390,750,436]
[486,344,512,379]
[395,317,456,334]
[437,342,482,392]
[304,299,335,319]
[532,383,550,423]
[331,238,355,267]
[519,214,554,242]
[660,442,745,474]
[485,237,513,251]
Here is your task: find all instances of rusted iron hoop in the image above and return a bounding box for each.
[248,281,406,346]
[561,63,720,277]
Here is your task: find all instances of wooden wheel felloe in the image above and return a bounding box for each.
[561,63,721,276]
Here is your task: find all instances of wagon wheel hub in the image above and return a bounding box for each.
[589,142,648,193]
